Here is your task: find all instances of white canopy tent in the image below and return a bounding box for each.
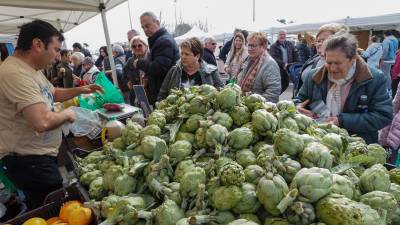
[175,26,210,44]
[265,13,400,34]
[0,0,128,86]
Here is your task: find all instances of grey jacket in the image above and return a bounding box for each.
[158,60,224,100]
[238,54,281,103]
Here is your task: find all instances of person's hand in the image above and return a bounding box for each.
[325,116,339,126]
[80,84,104,94]
[224,66,231,74]
[63,108,76,123]
[284,63,288,70]
[296,99,314,117]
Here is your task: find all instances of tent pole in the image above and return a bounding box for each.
[99,2,118,87]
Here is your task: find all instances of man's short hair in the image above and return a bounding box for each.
[82,56,94,66]
[384,30,393,36]
[72,42,82,50]
[127,29,140,36]
[60,49,70,57]
[204,36,216,45]
[16,20,64,51]
[140,11,158,21]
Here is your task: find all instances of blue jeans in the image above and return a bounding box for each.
[381,62,394,93]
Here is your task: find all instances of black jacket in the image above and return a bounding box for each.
[137,28,180,104]
[203,48,217,66]
[218,38,233,63]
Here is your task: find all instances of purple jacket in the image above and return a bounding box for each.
[380,87,400,149]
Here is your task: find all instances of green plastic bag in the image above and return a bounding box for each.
[79,72,124,110]
[395,148,400,167]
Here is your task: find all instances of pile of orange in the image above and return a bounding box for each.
[21,200,92,225]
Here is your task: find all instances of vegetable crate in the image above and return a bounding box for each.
[5,182,99,225]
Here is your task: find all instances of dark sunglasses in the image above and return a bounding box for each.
[211,43,217,45]
[132,44,144,48]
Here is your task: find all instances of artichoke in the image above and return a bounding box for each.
[276,156,302,183]
[316,194,382,225]
[300,134,318,146]
[228,127,253,150]
[219,161,245,186]
[140,125,161,139]
[212,111,233,129]
[147,111,166,129]
[180,167,206,197]
[216,86,239,111]
[175,132,195,144]
[264,218,290,225]
[321,133,345,163]
[195,127,207,149]
[232,183,261,214]
[205,124,229,154]
[360,164,391,193]
[360,191,398,224]
[244,165,265,185]
[230,105,251,126]
[168,140,192,163]
[390,168,400,185]
[252,109,278,136]
[276,100,296,112]
[113,174,136,196]
[215,156,234,174]
[89,177,107,200]
[274,128,304,157]
[330,174,354,199]
[244,94,265,113]
[236,149,257,168]
[121,120,142,146]
[189,95,210,115]
[256,173,289,216]
[285,201,316,225]
[239,214,261,224]
[365,144,387,166]
[280,117,299,132]
[300,142,333,169]
[103,165,124,191]
[137,135,168,159]
[211,185,243,210]
[291,167,333,203]
[153,199,185,225]
[185,114,203,133]
[80,170,102,186]
[198,84,218,99]
[389,182,400,203]
[112,137,126,150]
[293,113,314,131]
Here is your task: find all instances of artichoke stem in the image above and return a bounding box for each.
[276,188,298,213]
[214,144,222,159]
[189,215,217,224]
[126,142,138,150]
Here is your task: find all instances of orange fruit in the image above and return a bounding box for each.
[22,217,47,225]
[68,207,92,225]
[46,217,62,225]
[59,200,82,222]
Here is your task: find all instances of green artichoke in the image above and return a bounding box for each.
[80,170,102,186]
[189,95,210,115]
[276,156,302,183]
[153,199,185,225]
[299,142,333,169]
[330,174,354,199]
[114,174,136,196]
[264,218,290,225]
[280,117,299,132]
[180,167,206,197]
[227,219,259,225]
[232,183,261,214]
[360,164,391,193]
[212,111,233,129]
[300,134,318,146]
[291,167,333,203]
[216,86,239,111]
[121,120,142,146]
[276,100,296,113]
[175,132,195,144]
[140,124,161,139]
[316,194,382,225]
[219,161,246,186]
[137,135,168,159]
[205,124,229,152]
[239,214,261,224]
[244,94,265,113]
[360,191,398,224]
[365,144,387,166]
[285,201,316,225]
[185,114,203,133]
[211,185,243,210]
[215,156,234,174]
[244,165,265,185]
[293,113,315,131]
[230,105,251,126]
[274,128,304,157]
[168,140,192,163]
[228,127,253,150]
[236,149,257,168]
[321,133,345,163]
[389,182,400,203]
[256,173,289,216]
[89,177,107,200]
[103,165,124,191]
[112,137,126,150]
[252,109,278,136]
[390,168,400,185]
[147,111,166,129]
[195,127,207,149]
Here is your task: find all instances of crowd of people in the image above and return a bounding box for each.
[1,10,400,210]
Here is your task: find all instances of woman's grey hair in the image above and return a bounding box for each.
[83,57,94,66]
[140,11,158,21]
[112,44,124,55]
[204,36,216,45]
[71,51,85,63]
[324,33,358,59]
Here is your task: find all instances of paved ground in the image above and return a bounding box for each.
[280,83,295,101]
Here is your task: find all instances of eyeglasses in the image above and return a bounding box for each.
[316,39,326,44]
[248,44,259,49]
[211,43,217,46]
[132,44,144,49]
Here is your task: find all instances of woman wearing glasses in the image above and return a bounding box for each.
[237,32,281,103]
[158,37,224,100]
[123,36,149,105]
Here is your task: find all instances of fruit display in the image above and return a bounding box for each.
[74,84,398,225]
[19,200,92,225]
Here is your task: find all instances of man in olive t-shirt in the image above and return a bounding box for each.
[0,20,102,209]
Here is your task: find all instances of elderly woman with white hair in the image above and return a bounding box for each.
[294,33,392,144]
[123,36,150,105]
[73,57,100,85]
[71,51,85,79]
[105,44,129,101]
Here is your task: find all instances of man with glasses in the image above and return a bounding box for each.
[203,36,218,66]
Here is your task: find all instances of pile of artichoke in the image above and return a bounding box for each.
[76,84,400,225]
